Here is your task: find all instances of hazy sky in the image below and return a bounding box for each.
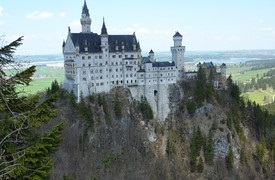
[1,0,275,55]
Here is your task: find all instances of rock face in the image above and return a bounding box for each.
[214,136,230,159]
[50,86,266,180]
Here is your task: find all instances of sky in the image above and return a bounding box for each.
[0,0,275,55]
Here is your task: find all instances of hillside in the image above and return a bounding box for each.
[47,80,275,179]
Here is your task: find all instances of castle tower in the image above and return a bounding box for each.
[171,31,185,75]
[80,0,91,33]
[149,49,155,62]
[100,18,109,52]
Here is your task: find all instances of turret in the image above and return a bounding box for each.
[80,0,91,33]
[149,49,155,62]
[173,31,182,47]
[171,31,185,72]
[100,18,108,52]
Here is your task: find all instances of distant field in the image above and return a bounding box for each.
[231,68,271,82]
[242,90,273,105]
[17,66,64,95]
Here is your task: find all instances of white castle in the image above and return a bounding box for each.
[62,1,225,122]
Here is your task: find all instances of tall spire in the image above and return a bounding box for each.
[101,17,108,35]
[82,0,90,16]
[80,0,91,33]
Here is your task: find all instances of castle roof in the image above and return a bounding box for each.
[149,49,154,53]
[82,0,90,16]
[101,18,108,35]
[152,61,175,67]
[173,31,182,37]
[197,61,214,69]
[70,33,140,53]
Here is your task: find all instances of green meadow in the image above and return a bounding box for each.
[17,66,64,95]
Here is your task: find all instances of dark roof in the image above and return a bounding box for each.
[197,61,214,68]
[152,61,175,67]
[71,33,101,53]
[204,62,214,68]
[82,0,90,16]
[142,57,151,64]
[101,19,108,35]
[173,31,182,37]
[149,49,154,53]
[70,33,140,53]
[221,63,226,67]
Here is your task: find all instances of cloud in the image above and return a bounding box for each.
[60,12,66,17]
[26,11,53,20]
[257,27,273,31]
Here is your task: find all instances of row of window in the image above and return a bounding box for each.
[81,79,137,85]
[81,60,137,67]
[83,67,137,74]
[82,54,139,60]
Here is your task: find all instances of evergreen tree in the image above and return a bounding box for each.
[0,37,63,178]
[114,93,122,119]
[197,156,204,173]
[240,146,247,165]
[195,67,207,107]
[204,131,214,165]
[226,145,234,171]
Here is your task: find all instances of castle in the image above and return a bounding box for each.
[62,1,226,122]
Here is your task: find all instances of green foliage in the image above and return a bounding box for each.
[204,131,214,165]
[240,146,248,165]
[166,129,177,157]
[190,126,204,171]
[227,111,233,130]
[197,156,204,173]
[227,75,241,106]
[78,93,94,129]
[255,136,268,166]
[140,97,153,120]
[211,120,218,132]
[194,67,207,107]
[187,100,196,116]
[114,93,122,119]
[100,155,116,172]
[226,145,234,171]
[47,79,60,96]
[0,37,64,179]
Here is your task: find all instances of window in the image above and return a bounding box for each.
[112,55,116,58]
[82,70,86,75]
[82,64,85,67]
[131,55,134,58]
[119,55,122,58]
[95,56,98,59]
[82,56,85,60]
[82,78,86,81]
[125,55,128,58]
[88,56,91,59]
[99,56,102,59]
[99,63,102,66]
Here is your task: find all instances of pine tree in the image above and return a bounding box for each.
[204,131,214,165]
[114,93,122,119]
[0,37,63,179]
[240,146,247,165]
[197,156,204,173]
[226,145,234,171]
